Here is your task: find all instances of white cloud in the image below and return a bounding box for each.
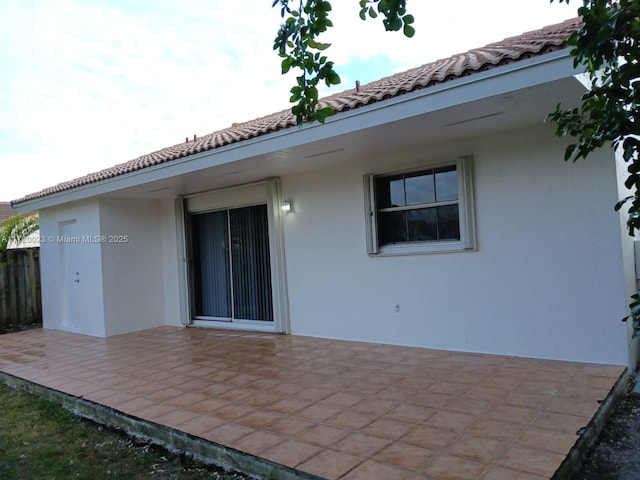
[0,0,579,201]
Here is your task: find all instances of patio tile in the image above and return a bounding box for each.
[166,391,209,407]
[260,439,324,468]
[217,387,255,403]
[465,386,510,403]
[350,398,399,416]
[199,382,234,396]
[154,408,201,429]
[0,327,625,480]
[388,403,436,424]
[497,444,567,478]
[228,430,286,456]
[447,434,509,463]
[502,391,553,409]
[269,397,313,414]
[402,425,459,451]
[178,414,226,436]
[295,386,340,402]
[236,409,285,428]
[516,427,578,455]
[420,453,487,480]
[202,423,255,444]
[136,403,176,423]
[296,402,343,421]
[297,449,363,480]
[263,416,316,436]
[297,424,351,447]
[188,397,231,414]
[486,404,540,425]
[117,396,158,416]
[424,411,477,432]
[180,378,216,391]
[445,398,493,417]
[341,459,411,480]
[145,385,190,402]
[530,411,590,435]
[363,417,414,440]
[101,391,139,409]
[479,465,547,480]
[83,387,122,403]
[373,442,433,470]
[545,397,600,418]
[241,391,281,408]
[326,410,378,430]
[322,391,366,408]
[467,418,525,443]
[333,432,391,457]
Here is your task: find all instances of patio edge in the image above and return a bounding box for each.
[0,371,324,480]
[552,367,631,480]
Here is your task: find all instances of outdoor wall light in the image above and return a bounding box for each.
[281,200,293,213]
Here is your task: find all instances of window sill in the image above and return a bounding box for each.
[371,241,475,256]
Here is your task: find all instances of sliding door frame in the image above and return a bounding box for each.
[177,178,290,333]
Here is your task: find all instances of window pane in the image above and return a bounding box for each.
[437,205,460,240]
[435,167,458,202]
[376,175,405,208]
[378,211,407,245]
[407,208,437,241]
[405,172,435,205]
[192,211,231,318]
[229,205,274,322]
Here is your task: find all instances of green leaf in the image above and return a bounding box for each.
[316,107,335,124]
[308,39,331,51]
[403,24,415,38]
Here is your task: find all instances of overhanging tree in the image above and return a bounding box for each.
[272,0,414,125]
[0,213,39,253]
[548,0,640,336]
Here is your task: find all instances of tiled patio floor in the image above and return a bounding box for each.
[0,326,626,480]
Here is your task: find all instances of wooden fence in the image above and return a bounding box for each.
[0,248,42,329]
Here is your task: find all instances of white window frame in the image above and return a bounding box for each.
[364,155,476,256]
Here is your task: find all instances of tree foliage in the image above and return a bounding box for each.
[0,213,39,253]
[272,0,414,125]
[548,0,640,335]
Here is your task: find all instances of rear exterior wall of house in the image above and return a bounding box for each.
[38,123,631,365]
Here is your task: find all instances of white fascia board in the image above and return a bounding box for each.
[19,49,578,211]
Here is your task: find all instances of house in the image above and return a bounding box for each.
[11,18,638,368]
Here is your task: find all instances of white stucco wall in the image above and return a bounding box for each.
[39,199,106,336]
[99,199,166,336]
[36,122,630,365]
[160,199,185,327]
[280,124,629,365]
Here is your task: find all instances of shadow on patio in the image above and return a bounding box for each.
[0,326,628,480]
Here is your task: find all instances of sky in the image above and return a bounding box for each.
[0,0,578,202]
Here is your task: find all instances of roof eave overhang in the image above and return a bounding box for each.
[14,48,579,212]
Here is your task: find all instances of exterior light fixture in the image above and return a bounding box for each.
[281,200,292,213]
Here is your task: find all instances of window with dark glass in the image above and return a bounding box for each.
[374,166,460,246]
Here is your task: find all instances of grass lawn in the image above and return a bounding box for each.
[0,382,249,480]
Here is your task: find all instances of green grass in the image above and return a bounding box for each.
[0,383,249,480]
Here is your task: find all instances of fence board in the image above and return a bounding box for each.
[0,249,42,329]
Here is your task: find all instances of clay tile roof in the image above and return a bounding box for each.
[12,17,580,206]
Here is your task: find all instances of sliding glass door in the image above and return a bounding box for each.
[191,204,273,322]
